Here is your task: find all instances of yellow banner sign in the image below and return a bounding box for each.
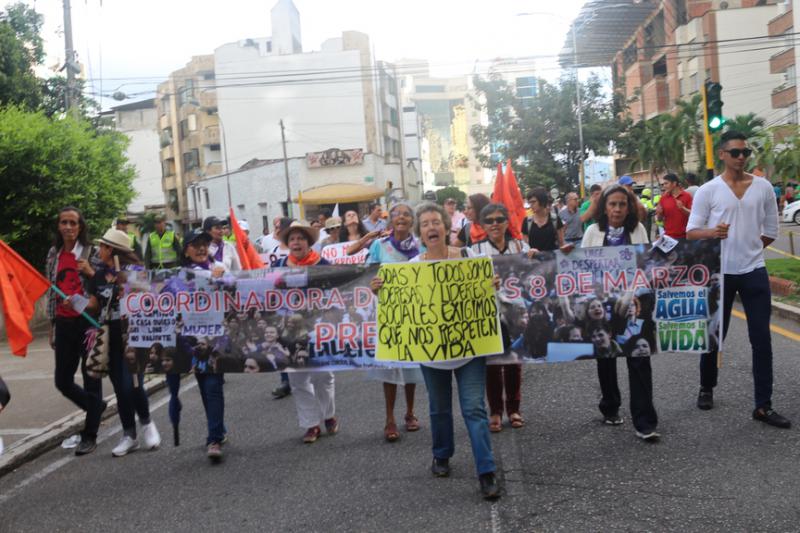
[376,257,503,363]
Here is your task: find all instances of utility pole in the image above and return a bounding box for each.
[571,26,585,199]
[62,0,78,118]
[280,119,292,217]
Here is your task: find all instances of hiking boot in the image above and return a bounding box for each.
[697,388,714,410]
[479,472,501,500]
[753,407,791,429]
[431,458,450,478]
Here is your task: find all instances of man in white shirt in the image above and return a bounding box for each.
[686,130,789,428]
[256,216,283,253]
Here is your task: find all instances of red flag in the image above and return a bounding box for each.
[0,240,51,356]
[229,208,265,270]
[504,160,527,239]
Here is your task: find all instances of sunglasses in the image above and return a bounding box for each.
[723,148,752,158]
[482,216,508,225]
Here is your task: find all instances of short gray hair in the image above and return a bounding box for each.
[414,202,451,237]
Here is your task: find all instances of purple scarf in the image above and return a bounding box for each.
[212,241,224,262]
[387,232,419,260]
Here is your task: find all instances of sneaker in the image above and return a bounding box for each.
[431,458,450,478]
[141,422,161,450]
[324,417,339,435]
[207,442,223,461]
[753,407,791,429]
[303,426,321,443]
[271,383,291,399]
[112,435,140,457]
[479,472,501,500]
[697,388,714,410]
[635,430,661,442]
[74,438,97,456]
[603,414,624,426]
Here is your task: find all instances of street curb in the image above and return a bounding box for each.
[773,300,800,324]
[0,376,167,478]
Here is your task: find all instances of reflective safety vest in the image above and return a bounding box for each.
[223,234,236,244]
[641,198,654,211]
[149,231,178,265]
[128,232,139,250]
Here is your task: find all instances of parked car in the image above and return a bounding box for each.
[783,199,800,224]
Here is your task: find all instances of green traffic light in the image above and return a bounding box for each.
[709,116,723,129]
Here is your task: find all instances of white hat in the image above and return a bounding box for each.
[94,229,133,252]
[238,220,250,231]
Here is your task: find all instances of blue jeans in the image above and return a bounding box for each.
[700,267,773,409]
[195,373,226,445]
[420,358,496,476]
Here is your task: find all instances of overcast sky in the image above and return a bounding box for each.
[27,0,590,107]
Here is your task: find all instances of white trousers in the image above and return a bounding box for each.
[288,371,335,429]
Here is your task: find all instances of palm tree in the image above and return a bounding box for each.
[724,113,766,138]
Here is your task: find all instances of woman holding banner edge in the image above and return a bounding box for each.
[372,202,501,500]
[366,202,424,442]
[581,185,660,442]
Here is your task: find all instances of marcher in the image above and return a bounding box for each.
[320,216,343,248]
[204,216,242,272]
[366,202,424,442]
[179,228,229,460]
[685,173,700,197]
[274,221,339,443]
[145,215,181,269]
[655,173,692,239]
[579,184,602,230]
[470,203,530,433]
[617,175,649,223]
[581,186,660,442]
[559,192,593,247]
[46,207,107,455]
[453,193,490,247]
[362,202,387,233]
[88,229,161,457]
[523,188,563,252]
[687,130,790,428]
[444,197,467,244]
[639,189,654,237]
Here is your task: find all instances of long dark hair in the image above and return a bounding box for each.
[468,193,490,226]
[339,215,367,242]
[596,185,640,233]
[54,206,89,250]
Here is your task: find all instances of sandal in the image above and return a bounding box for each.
[384,422,400,442]
[489,415,503,433]
[404,414,420,432]
[509,413,525,429]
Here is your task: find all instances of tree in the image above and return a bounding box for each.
[0,2,44,110]
[435,186,467,207]
[471,73,623,193]
[0,107,136,265]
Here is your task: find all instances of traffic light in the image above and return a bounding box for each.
[705,82,724,132]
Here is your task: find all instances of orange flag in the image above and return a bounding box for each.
[504,160,527,239]
[0,240,51,356]
[229,208,265,270]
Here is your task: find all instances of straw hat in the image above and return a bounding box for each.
[280,220,319,246]
[94,229,133,252]
[324,216,342,231]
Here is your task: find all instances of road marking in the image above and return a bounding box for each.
[766,246,800,260]
[0,380,197,506]
[732,309,800,341]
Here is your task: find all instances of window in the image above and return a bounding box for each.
[416,85,446,93]
[179,119,189,140]
[516,76,537,99]
[653,56,667,77]
[390,108,399,127]
[203,72,215,80]
[623,44,638,70]
[183,149,199,170]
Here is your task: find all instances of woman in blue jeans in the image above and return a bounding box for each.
[371,202,500,500]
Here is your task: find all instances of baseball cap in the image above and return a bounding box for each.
[202,216,224,232]
[618,175,634,186]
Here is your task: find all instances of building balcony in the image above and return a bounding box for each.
[159,114,170,130]
[199,90,217,111]
[163,176,177,190]
[642,76,670,117]
[160,144,174,160]
[768,9,793,37]
[772,84,797,109]
[203,125,220,145]
[770,48,795,74]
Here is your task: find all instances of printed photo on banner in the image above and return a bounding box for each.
[375,257,503,364]
[492,239,721,363]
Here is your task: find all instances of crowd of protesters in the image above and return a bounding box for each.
[24,129,788,501]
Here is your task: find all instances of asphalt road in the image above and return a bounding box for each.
[1,313,799,533]
[765,222,800,260]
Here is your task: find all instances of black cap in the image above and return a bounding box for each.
[182,228,212,248]
[202,216,224,232]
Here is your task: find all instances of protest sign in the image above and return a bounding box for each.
[375,257,503,363]
[320,241,369,265]
[118,240,720,373]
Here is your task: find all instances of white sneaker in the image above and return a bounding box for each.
[141,422,161,450]
[635,430,661,442]
[112,435,140,457]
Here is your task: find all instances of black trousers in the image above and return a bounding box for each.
[54,317,104,440]
[596,356,658,433]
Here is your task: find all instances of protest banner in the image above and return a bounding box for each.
[375,257,503,363]
[118,240,720,373]
[320,241,369,265]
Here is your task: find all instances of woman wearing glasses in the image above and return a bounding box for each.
[469,203,529,433]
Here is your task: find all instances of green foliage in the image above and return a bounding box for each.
[0,2,43,109]
[471,72,623,192]
[434,186,467,207]
[0,107,136,265]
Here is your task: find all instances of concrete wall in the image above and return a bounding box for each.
[117,107,163,212]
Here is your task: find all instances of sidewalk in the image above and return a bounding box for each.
[0,329,165,476]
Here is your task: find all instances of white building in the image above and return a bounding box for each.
[109,99,164,213]
[211,1,416,210]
